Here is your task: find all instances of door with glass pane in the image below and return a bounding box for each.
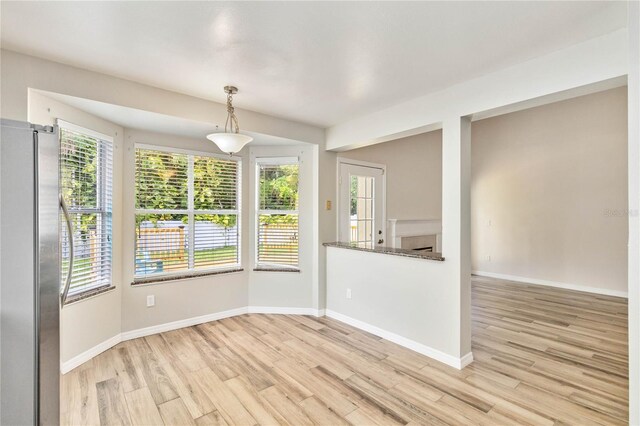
[339,162,385,248]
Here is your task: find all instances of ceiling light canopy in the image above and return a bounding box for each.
[207,86,253,154]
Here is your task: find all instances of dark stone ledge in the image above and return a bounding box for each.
[132,268,244,285]
[64,285,115,306]
[323,242,445,261]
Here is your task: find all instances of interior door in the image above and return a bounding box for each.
[339,162,385,248]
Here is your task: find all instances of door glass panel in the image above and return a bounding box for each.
[350,175,375,248]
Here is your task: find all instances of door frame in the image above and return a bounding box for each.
[336,157,387,244]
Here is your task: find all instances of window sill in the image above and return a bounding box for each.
[253,266,301,273]
[132,268,244,286]
[63,285,115,306]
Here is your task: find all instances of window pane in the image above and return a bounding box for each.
[258,214,299,267]
[60,128,98,209]
[59,126,113,296]
[135,214,189,276]
[259,164,298,210]
[194,214,239,269]
[193,156,238,210]
[61,211,112,293]
[135,149,188,210]
[349,175,374,249]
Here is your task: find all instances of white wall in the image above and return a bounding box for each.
[28,91,124,364]
[248,145,318,310]
[326,247,470,367]
[471,87,628,295]
[120,129,251,333]
[338,130,442,221]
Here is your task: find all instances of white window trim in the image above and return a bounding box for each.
[255,157,300,270]
[58,119,114,143]
[134,143,242,280]
[57,119,114,298]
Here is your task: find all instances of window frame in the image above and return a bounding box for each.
[133,144,242,281]
[255,156,300,271]
[58,120,114,300]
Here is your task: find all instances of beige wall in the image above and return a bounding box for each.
[471,87,628,294]
[339,130,443,221]
[29,91,124,363]
[248,145,317,309]
[120,129,251,332]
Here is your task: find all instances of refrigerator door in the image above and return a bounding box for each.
[0,119,60,425]
[35,123,61,426]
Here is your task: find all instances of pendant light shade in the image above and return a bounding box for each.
[207,86,253,154]
[206,132,253,154]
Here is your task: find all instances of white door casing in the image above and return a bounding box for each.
[338,158,386,248]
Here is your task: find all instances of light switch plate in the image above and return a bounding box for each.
[147,295,155,307]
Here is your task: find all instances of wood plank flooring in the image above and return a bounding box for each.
[62,276,628,425]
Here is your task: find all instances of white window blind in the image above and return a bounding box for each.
[256,159,299,268]
[135,146,240,278]
[59,122,113,297]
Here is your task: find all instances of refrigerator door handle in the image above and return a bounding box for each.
[59,194,73,306]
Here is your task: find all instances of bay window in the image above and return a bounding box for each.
[59,121,113,298]
[134,145,241,280]
[256,158,299,270]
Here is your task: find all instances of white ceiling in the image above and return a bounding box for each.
[37,90,306,146]
[1,1,627,128]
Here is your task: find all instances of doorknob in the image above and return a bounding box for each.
[378,239,384,244]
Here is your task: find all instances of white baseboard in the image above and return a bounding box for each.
[247,306,324,317]
[120,307,249,341]
[459,351,474,369]
[472,271,628,298]
[62,305,325,373]
[61,334,122,374]
[325,309,473,370]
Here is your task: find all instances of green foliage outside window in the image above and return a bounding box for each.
[259,164,298,225]
[135,150,239,230]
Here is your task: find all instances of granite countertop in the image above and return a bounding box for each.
[323,242,445,261]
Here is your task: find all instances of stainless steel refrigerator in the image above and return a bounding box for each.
[1,119,61,425]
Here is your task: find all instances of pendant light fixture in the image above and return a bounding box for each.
[207,86,253,154]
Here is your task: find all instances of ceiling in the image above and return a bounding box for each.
[1,1,627,128]
[37,90,306,146]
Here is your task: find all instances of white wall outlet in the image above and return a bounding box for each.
[486,255,492,262]
[147,295,155,307]
[346,288,352,299]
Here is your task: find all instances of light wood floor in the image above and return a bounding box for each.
[62,277,628,425]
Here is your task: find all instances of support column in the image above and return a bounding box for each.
[442,116,472,360]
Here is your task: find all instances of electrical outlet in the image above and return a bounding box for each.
[486,255,491,262]
[147,295,155,307]
[346,288,352,299]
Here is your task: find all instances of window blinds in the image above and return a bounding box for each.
[256,161,299,268]
[59,125,113,296]
[134,147,240,278]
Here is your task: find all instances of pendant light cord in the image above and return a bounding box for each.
[225,92,241,134]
